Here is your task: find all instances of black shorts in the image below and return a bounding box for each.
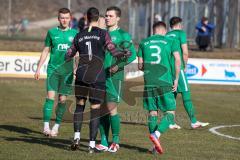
[75,81,105,104]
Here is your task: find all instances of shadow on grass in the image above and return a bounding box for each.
[2,135,90,151]
[0,125,42,135]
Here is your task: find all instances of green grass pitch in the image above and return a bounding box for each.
[0,78,239,160]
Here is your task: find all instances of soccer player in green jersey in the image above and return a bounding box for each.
[138,21,181,154]
[34,8,78,137]
[95,6,136,152]
[166,17,209,129]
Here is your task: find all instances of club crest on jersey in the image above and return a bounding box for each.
[69,36,74,42]
[111,36,117,42]
[57,44,70,50]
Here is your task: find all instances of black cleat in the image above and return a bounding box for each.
[70,138,80,151]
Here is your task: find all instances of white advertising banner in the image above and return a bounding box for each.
[1,52,240,85]
[0,51,48,78]
[186,58,240,85]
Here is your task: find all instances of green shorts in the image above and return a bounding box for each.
[177,70,190,93]
[143,87,176,112]
[106,78,123,103]
[46,71,73,95]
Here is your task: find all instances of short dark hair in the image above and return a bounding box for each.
[169,17,182,28]
[201,16,208,23]
[87,7,99,22]
[58,8,71,15]
[106,6,121,17]
[153,21,166,30]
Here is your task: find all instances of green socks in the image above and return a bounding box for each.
[110,114,120,144]
[43,98,54,122]
[148,116,158,133]
[157,112,174,134]
[55,102,67,124]
[182,92,197,123]
[99,114,110,146]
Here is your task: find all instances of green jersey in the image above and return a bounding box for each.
[138,35,180,87]
[166,30,187,69]
[45,27,78,73]
[104,28,136,80]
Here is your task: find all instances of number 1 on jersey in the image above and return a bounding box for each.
[86,41,92,60]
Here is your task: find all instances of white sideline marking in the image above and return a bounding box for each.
[209,125,240,141]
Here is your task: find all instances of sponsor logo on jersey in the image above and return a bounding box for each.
[186,64,198,77]
[57,44,70,50]
[54,37,60,39]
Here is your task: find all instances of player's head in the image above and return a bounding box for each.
[169,16,183,29]
[58,8,71,29]
[87,7,99,23]
[98,15,106,29]
[105,6,121,28]
[153,21,167,35]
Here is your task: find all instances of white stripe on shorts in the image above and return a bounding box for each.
[181,70,188,92]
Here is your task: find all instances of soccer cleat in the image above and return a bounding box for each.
[43,128,51,137]
[95,144,109,152]
[191,121,209,129]
[108,143,120,153]
[70,138,80,151]
[169,123,181,129]
[50,129,58,137]
[149,133,163,154]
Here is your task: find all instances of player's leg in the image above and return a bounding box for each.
[169,92,181,129]
[106,79,123,153]
[148,92,176,154]
[51,95,67,137]
[96,103,110,151]
[43,72,58,136]
[181,91,209,128]
[71,81,87,150]
[43,91,55,136]
[88,82,105,153]
[51,74,73,137]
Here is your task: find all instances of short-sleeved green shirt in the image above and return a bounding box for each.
[104,28,136,80]
[45,27,78,74]
[138,34,180,87]
[166,30,187,69]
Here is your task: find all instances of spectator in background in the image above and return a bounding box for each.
[20,17,29,32]
[195,16,215,51]
[70,16,78,30]
[78,12,88,31]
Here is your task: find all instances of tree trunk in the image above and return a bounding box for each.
[227,0,238,48]
[215,0,224,48]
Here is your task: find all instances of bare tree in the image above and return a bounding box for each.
[215,0,224,48]
[227,0,238,48]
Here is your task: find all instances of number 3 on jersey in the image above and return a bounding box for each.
[86,41,92,60]
[150,45,161,64]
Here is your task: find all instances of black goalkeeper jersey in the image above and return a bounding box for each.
[66,26,118,83]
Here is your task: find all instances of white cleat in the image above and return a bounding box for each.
[50,129,58,137]
[108,143,120,153]
[95,144,109,152]
[169,124,181,129]
[43,128,51,137]
[191,121,209,129]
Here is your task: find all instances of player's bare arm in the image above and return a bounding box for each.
[34,47,50,80]
[173,51,181,92]
[182,43,188,72]
[138,57,144,71]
